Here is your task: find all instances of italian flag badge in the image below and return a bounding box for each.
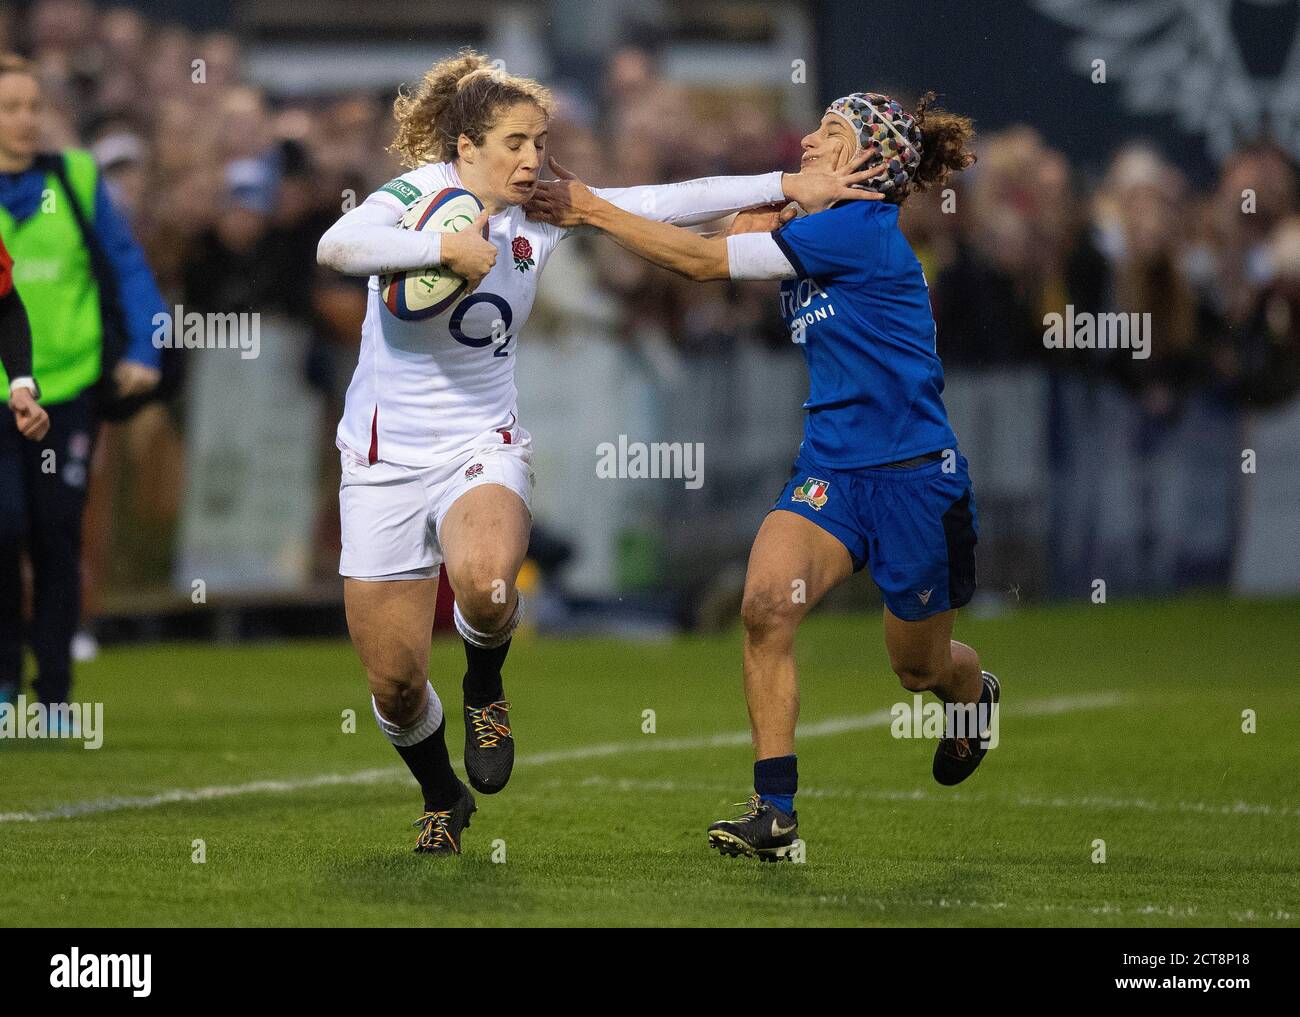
[792,478,830,511]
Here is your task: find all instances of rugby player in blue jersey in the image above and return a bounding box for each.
[527,92,997,860]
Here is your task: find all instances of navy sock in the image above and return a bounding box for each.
[394,718,462,811]
[754,754,797,815]
[462,638,510,707]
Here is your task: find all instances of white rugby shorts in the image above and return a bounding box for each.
[338,427,534,580]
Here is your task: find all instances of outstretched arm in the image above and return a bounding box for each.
[591,195,731,281]
[527,154,881,231]
[548,181,784,282]
[532,172,881,282]
[590,170,786,227]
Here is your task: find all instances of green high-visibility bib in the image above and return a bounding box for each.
[0,149,104,404]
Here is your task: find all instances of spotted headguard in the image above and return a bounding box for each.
[825,92,923,201]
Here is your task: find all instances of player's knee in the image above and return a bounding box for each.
[366,651,428,725]
[454,570,514,632]
[370,671,427,726]
[741,585,803,641]
[371,681,426,728]
[892,658,946,693]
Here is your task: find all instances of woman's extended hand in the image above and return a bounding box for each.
[782,146,887,210]
[524,157,601,228]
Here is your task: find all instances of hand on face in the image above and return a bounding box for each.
[523,156,598,227]
[788,113,890,212]
[785,145,888,212]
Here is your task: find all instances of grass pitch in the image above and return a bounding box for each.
[1,595,1297,927]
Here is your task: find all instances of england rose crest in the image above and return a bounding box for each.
[511,236,534,273]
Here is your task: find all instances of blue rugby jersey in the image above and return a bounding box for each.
[771,199,957,468]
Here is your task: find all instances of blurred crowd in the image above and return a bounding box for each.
[5,0,1299,602]
[925,128,1300,412]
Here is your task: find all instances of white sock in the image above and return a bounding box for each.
[371,681,443,747]
[454,592,524,649]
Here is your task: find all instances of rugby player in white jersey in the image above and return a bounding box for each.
[316,49,871,854]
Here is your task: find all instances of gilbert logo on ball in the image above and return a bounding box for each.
[380,187,488,321]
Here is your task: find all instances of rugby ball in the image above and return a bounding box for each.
[380,187,487,321]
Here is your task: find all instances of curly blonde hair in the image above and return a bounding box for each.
[390,48,556,168]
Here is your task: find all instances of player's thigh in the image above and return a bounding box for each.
[344,577,438,685]
[883,603,956,679]
[742,509,854,631]
[338,454,439,581]
[438,483,532,601]
[863,455,977,625]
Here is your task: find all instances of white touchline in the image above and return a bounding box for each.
[806,894,1291,924]
[0,690,1200,825]
[0,768,404,822]
[535,774,1300,819]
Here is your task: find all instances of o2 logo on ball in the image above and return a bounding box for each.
[449,293,514,357]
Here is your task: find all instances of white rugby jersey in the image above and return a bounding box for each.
[334,162,786,467]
